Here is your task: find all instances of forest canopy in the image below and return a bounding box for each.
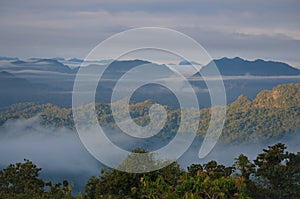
[0,143,299,199]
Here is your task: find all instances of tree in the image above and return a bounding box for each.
[285,152,300,197]
[84,149,183,199]
[0,159,45,198]
[254,143,300,198]
[0,159,73,199]
[176,162,247,198]
[187,163,203,177]
[234,154,258,197]
[203,160,234,179]
[1,143,299,198]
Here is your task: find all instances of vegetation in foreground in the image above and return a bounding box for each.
[0,143,299,199]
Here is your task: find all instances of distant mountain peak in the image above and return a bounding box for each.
[34,58,63,65]
[193,57,300,76]
[68,58,83,63]
[178,60,200,66]
[217,57,244,62]
[8,58,73,73]
[0,56,18,61]
[233,56,244,61]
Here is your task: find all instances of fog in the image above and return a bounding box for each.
[0,116,299,193]
[0,116,101,193]
[179,132,300,169]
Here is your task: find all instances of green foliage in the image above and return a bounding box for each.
[0,159,74,199]
[83,143,299,199]
[0,102,74,128]
[0,159,44,198]
[234,155,255,180]
[1,83,300,144]
[84,149,182,199]
[176,172,247,199]
[0,143,299,198]
[253,143,300,198]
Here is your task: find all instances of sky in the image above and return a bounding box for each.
[0,0,299,66]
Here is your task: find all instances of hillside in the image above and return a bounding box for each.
[221,83,300,143]
[0,83,300,144]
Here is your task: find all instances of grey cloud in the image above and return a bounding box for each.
[180,27,300,65]
[0,116,100,173]
[0,0,299,64]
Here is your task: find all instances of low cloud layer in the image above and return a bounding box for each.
[0,116,98,171]
[0,116,299,191]
[179,132,300,169]
[0,117,101,192]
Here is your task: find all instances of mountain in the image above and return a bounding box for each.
[193,57,300,76]
[189,57,300,107]
[0,71,54,92]
[178,60,201,66]
[1,58,73,73]
[87,59,179,105]
[252,83,300,108]
[221,83,300,143]
[83,59,151,77]
[0,71,31,89]
[0,56,18,61]
[1,83,299,144]
[1,56,300,108]
[0,58,76,105]
[0,58,177,107]
[68,58,83,63]
[0,71,64,106]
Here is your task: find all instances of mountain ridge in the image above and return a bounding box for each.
[1,83,299,144]
[193,57,300,76]
[1,56,300,108]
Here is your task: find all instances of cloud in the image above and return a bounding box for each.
[0,116,299,191]
[0,0,299,65]
[179,131,300,168]
[0,116,98,171]
[0,116,101,191]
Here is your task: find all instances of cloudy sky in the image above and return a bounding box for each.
[0,0,299,66]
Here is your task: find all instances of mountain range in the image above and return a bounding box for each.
[1,83,299,144]
[0,56,300,107]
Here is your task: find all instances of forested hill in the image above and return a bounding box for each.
[1,83,300,144]
[221,83,300,143]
